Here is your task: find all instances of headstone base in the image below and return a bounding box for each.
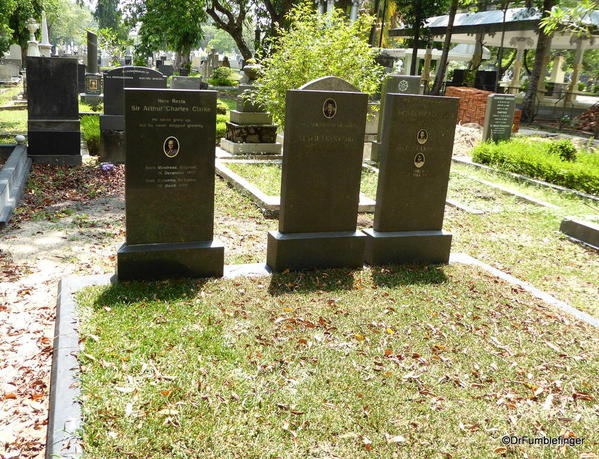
[266,230,366,273]
[117,240,224,281]
[99,129,125,164]
[81,94,103,106]
[29,155,82,166]
[363,229,452,265]
[559,217,599,249]
[230,110,272,124]
[220,138,282,155]
[370,141,381,162]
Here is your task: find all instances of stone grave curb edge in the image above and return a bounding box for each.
[0,144,31,227]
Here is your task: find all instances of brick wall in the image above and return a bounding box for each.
[445,86,521,133]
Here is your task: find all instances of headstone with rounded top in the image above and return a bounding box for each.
[266,76,368,272]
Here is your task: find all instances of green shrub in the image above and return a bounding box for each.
[216,122,227,141]
[547,139,577,161]
[250,0,384,127]
[471,138,599,195]
[216,99,228,115]
[81,115,100,156]
[577,81,586,92]
[208,67,237,86]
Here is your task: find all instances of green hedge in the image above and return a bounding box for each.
[471,138,599,195]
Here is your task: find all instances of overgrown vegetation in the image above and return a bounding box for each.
[250,1,384,127]
[471,138,599,195]
[80,115,100,156]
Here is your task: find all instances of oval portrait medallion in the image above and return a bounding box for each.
[414,152,426,168]
[416,129,428,145]
[323,98,337,119]
[163,136,180,158]
[397,79,409,92]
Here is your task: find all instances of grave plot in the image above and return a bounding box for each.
[447,172,533,214]
[75,263,598,458]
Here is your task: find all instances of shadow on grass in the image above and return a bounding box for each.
[92,278,209,310]
[268,267,360,296]
[369,264,449,288]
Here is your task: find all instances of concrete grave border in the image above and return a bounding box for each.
[452,170,560,209]
[453,157,599,203]
[215,159,376,217]
[46,254,599,456]
[364,163,485,215]
[0,144,31,226]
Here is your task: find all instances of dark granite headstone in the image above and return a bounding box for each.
[26,57,81,164]
[266,87,368,272]
[117,88,223,280]
[103,66,167,116]
[180,68,189,76]
[482,94,516,142]
[171,76,203,89]
[158,64,174,77]
[363,94,458,265]
[371,75,421,162]
[100,66,167,163]
[77,63,86,93]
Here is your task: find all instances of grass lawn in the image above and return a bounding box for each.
[78,263,598,458]
[218,162,599,317]
[0,85,22,106]
[0,109,27,140]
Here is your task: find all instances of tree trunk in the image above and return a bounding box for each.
[206,0,253,61]
[431,0,458,95]
[410,24,419,75]
[521,0,555,122]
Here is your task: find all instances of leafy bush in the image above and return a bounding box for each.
[208,66,237,86]
[471,138,599,195]
[80,115,100,156]
[216,113,228,142]
[547,139,577,161]
[250,0,384,127]
[216,99,228,115]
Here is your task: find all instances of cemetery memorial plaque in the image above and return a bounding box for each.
[26,57,81,164]
[100,66,167,163]
[171,76,204,90]
[363,94,458,265]
[371,75,421,162]
[482,94,516,142]
[266,88,368,272]
[117,88,224,280]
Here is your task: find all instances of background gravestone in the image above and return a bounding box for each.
[363,94,458,265]
[77,63,86,93]
[100,66,166,163]
[117,88,223,280]
[371,75,421,162]
[170,76,207,90]
[482,94,516,142]
[26,57,81,165]
[82,31,102,106]
[266,85,368,272]
[221,84,282,155]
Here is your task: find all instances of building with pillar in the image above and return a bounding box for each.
[389,7,599,105]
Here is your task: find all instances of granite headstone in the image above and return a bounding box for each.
[100,66,167,163]
[26,57,81,164]
[117,88,223,280]
[171,76,206,90]
[363,94,458,264]
[371,75,421,162]
[266,86,368,272]
[482,94,516,142]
